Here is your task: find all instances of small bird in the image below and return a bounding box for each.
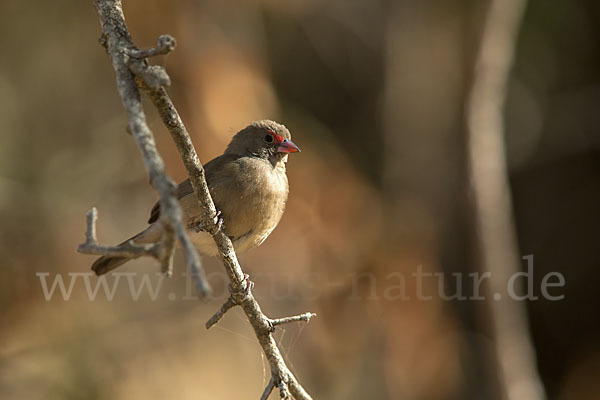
[92,120,300,275]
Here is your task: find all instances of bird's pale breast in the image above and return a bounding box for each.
[180,156,289,256]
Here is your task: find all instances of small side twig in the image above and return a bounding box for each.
[127,34,176,90]
[127,34,176,58]
[205,296,236,329]
[260,376,276,400]
[78,207,174,272]
[268,313,317,331]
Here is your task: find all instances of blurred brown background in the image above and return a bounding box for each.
[1,0,599,399]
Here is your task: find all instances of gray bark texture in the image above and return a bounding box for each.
[80,1,316,398]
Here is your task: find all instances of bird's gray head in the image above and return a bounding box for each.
[225,120,300,165]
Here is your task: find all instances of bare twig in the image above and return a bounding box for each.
[83,0,210,296]
[90,1,315,398]
[127,34,176,58]
[269,313,317,331]
[260,376,276,400]
[127,35,176,89]
[78,207,169,263]
[205,296,236,329]
[466,1,546,400]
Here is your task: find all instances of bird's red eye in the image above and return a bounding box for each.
[266,130,285,144]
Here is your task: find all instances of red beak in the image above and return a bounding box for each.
[277,139,301,154]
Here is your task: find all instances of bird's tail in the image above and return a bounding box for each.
[91,225,160,276]
[91,255,130,276]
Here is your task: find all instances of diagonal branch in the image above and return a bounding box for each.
[139,74,315,400]
[141,68,315,400]
[81,0,210,295]
[90,1,315,398]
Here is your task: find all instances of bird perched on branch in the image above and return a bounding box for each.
[91,120,300,275]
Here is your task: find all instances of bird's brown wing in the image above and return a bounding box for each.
[147,153,287,252]
[147,179,193,223]
[147,154,238,224]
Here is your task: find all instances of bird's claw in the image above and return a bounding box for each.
[244,274,255,297]
[214,210,223,233]
[191,210,223,234]
[228,273,254,300]
[192,220,204,233]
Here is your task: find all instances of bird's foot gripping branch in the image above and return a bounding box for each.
[78,1,316,398]
[190,210,223,234]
